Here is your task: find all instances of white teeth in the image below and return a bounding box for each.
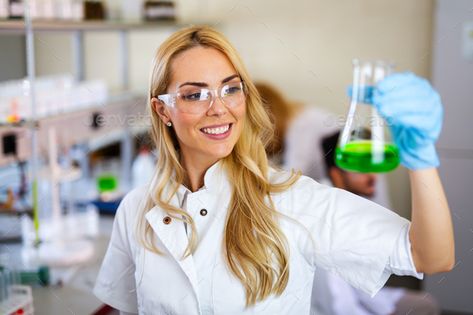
[202,124,230,135]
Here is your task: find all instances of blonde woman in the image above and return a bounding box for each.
[94,26,454,315]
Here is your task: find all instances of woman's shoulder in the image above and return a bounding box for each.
[122,185,148,205]
[268,167,334,202]
[116,185,149,220]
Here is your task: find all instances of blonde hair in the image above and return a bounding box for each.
[136,25,301,306]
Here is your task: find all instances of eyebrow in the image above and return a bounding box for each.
[178,74,240,88]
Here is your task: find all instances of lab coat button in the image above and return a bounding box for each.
[163,216,172,224]
[200,209,208,216]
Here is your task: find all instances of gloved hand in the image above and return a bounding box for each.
[371,72,443,170]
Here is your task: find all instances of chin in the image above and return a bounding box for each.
[208,145,235,160]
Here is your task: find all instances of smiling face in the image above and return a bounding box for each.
[152,46,246,171]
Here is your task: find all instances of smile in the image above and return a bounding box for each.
[200,123,233,139]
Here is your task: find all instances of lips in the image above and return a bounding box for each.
[201,124,230,135]
[200,123,233,139]
[200,123,232,134]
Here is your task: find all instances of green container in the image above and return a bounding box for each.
[335,140,400,173]
[97,174,118,193]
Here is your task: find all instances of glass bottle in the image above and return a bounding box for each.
[336,60,400,173]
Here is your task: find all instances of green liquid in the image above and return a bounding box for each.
[335,141,400,173]
[97,174,118,193]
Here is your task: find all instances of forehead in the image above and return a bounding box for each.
[169,46,237,85]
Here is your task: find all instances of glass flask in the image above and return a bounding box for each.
[336,60,400,173]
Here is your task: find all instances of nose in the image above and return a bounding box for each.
[207,90,227,116]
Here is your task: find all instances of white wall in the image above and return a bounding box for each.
[0,35,26,81]
[35,0,436,218]
[424,0,473,312]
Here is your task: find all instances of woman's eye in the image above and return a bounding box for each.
[182,92,202,101]
[223,85,242,96]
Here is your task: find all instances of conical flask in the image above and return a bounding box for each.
[336,60,400,173]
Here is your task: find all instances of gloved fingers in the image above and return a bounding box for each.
[373,85,440,107]
[373,92,442,121]
[377,103,443,126]
[391,125,439,147]
[347,73,434,105]
[386,111,442,138]
[375,72,425,94]
[346,77,428,105]
[373,84,438,108]
[374,72,437,104]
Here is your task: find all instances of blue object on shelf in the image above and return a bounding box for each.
[91,199,122,215]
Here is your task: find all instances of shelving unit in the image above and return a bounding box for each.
[0,19,179,33]
[0,17,187,168]
[0,94,148,166]
[0,18,185,88]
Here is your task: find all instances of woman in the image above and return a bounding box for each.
[94,26,454,315]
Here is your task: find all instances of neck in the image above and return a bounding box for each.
[180,154,218,192]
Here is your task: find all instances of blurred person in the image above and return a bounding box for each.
[256,82,339,179]
[93,26,454,315]
[310,130,440,315]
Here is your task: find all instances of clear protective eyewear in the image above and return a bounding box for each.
[158,81,245,114]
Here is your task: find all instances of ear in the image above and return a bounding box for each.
[151,97,171,124]
[329,167,345,189]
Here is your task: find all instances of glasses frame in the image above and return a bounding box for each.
[157,80,246,114]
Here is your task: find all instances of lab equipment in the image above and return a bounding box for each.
[97,174,119,193]
[21,128,95,267]
[131,146,155,189]
[337,60,400,173]
[372,72,442,170]
[0,266,34,315]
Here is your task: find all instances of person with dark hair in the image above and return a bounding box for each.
[321,130,378,198]
[311,130,440,315]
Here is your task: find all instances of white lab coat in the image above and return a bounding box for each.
[94,161,421,315]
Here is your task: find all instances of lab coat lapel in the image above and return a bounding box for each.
[144,195,200,305]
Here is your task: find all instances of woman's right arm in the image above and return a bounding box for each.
[291,176,421,297]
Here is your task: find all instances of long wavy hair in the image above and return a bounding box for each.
[136,25,300,306]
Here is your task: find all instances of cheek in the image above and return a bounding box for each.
[233,106,247,131]
[171,112,201,137]
[347,175,363,186]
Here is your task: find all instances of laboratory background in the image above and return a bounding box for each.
[0,0,472,314]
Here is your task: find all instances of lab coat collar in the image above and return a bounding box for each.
[174,160,229,196]
[202,160,229,193]
[144,159,229,308]
[145,198,201,309]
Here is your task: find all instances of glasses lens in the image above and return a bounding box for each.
[174,81,245,114]
[176,87,210,114]
[220,82,244,107]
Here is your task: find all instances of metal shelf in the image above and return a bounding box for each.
[0,19,183,34]
[0,94,149,167]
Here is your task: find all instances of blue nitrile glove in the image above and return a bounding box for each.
[371,72,443,170]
